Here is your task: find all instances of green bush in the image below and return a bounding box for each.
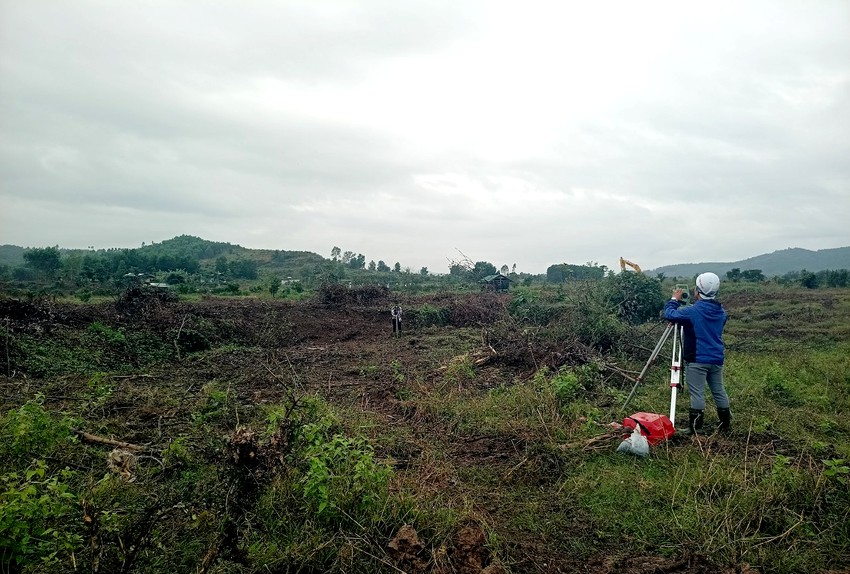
[415,303,450,327]
[550,368,582,404]
[0,460,83,570]
[87,322,126,346]
[288,398,393,527]
[299,431,392,525]
[0,396,76,464]
[508,288,557,325]
[602,273,665,324]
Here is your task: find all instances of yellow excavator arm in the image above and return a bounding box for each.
[620,257,642,273]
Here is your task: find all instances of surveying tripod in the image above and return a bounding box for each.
[621,322,685,428]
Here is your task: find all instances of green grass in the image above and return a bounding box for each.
[2,283,850,573]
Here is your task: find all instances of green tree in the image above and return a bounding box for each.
[741,269,764,282]
[215,256,228,274]
[229,259,258,279]
[546,263,605,282]
[420,267,429,276]
[603,272,665,323]
[23,246,62,279]
[800,269,819,289]
[330,246,341,262]
[268,275,281,298]
[449,264,469,278]
[822,269,848,287]
[165,272,186,285]
[348,254,366,269]
[473,261,497,280]
[368,260,376,272]
[726,268,742,282]
[377,261,390,272]
[393,262,401,273]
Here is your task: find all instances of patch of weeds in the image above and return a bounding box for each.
[0,395,77,465]
[751,415,774,433]
[358,364,380,379]
[11,334,94,377]
[122,329,173,367]
[0,460,84,570]
[550,368,583,404]
[250,396,396,530]
[86,371,114,408]
[821,459,848,485]
[391,359,406,383]
[508,288,555,325]
[299,431,392,525]
[763,365,802,407]
[87,321,126,346]
[444,355,476,387]
[192,382,234,424]
[415,303,450,327]
[174,329,211,354]
[441,378,564,439]
[161,436,192,468]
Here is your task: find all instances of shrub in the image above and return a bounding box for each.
[87,322,126,346]
[602,273,665,324]
[0,396,76,464]
[508,288,556,325]
[414,303,449,327]
[550,368,582,404]
[300,431,392,525]
[0,461,83,570]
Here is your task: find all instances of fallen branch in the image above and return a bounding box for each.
[559,426,624,451]
[74,429,151,452]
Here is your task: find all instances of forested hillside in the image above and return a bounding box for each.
[650,246,850,278]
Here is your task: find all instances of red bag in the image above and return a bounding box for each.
[623,412,675,446]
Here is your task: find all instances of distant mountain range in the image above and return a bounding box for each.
[2,239,848,278]
[648,247,850,278]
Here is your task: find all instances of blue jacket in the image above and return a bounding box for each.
[663,298,727,365]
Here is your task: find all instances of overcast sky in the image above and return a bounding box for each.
[1,1,848,273]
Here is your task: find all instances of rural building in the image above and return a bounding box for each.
[481,273,511,292]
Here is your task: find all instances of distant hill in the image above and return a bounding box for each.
[0,245,26,267]
[0,235,327,277]
[138,235,327,275]
[649,247,850,278]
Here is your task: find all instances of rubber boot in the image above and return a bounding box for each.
[686,409,704,436]
[717,408,732,433]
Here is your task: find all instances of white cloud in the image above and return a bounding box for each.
[1,0,848,273]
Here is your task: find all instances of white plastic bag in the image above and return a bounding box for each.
[616,426,650,458]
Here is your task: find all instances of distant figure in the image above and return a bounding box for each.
[391,304,403,336]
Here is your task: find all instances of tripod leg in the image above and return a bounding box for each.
[622,323,674,411]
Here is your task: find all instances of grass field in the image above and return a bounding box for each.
[1,283,848,573]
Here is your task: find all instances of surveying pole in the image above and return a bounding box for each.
[667,323,684,427]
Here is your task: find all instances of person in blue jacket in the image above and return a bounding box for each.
[664,272,731,435]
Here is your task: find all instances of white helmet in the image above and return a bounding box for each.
[696,272,720,299]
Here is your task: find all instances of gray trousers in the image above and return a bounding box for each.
[686,363,729,410]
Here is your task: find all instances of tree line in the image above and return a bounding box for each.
[724,267,849,288]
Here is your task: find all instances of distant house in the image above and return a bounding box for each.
[480,273,511,292]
